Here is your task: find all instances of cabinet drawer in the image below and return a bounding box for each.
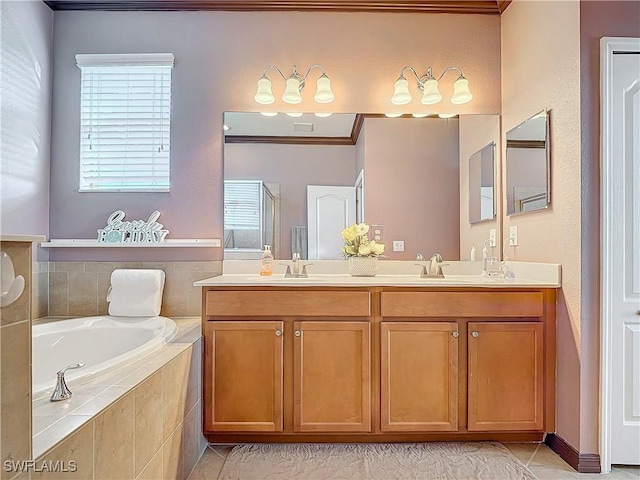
[206,290,371,317]
[381,292,544,318]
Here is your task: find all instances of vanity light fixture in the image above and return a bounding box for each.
[315,112,333,118]
[260,112,278,117]
[384,113,403,118]
[391,66,472,106]
[412,113,430,118]
[285,112,304,118]
[438,113,457,119]
[254,64,335,105]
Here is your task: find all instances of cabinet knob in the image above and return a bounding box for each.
[275,330,282,337]
[471,331,479,337]
[452,331,459,338]
[295,330,301,337]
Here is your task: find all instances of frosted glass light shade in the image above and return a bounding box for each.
[421,78,442,105]
[391,77,412,105]
[314,75,334,103]
[254,76,275,104]
[282,78,302,104]
[451,77,472,104]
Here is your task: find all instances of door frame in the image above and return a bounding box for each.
[599,36,640,473]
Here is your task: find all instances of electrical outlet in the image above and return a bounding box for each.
[371,224,384,243]
[489,229,496,247]
[392,240,405,252]
[509,226,518,246]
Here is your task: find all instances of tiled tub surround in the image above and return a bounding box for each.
[48,261,222,318]
[0,241,34,480]
[31,262,49,322]
[30,317,206,480]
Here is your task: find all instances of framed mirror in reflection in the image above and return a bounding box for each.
[223,112,499,261]
[505,110,550,216]
[468,142,495,224]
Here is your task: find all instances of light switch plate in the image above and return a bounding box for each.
[392,240,405,252]
[489,229,496,247]
[509,226,518,246]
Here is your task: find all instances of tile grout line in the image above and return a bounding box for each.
[527,442,542,467]
[216,449,231,480]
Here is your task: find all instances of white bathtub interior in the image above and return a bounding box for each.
[32,315,177,398]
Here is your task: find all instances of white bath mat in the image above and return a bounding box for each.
[218,442,537,480]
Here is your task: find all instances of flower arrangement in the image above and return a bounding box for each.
[341,223,385,257]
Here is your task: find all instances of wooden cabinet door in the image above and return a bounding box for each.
[294,321,371,432]
[468,322,544,431]
[204,321,283,432]
[381,322,459,432]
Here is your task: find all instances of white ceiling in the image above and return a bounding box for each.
[223,112,357,137]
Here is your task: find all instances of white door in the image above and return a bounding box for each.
[307,185,356,260]
[606,49,640,465]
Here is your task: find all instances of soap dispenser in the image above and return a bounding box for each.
[260,245,274,276]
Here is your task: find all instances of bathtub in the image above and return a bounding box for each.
[32,315,177,397]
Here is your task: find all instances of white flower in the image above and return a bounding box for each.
[354,223,370,236]
[340,222,385,257]
[370,241,385,256]
[358,243,372,256]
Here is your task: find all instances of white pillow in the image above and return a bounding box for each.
[107,269,165,317]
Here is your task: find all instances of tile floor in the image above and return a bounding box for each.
[187,443,640,480]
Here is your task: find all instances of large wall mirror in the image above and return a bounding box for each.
[505,110,550,215]
[468,142,495,224]
[223,112,500,261]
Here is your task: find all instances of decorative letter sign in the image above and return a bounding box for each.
[97,210,170,243]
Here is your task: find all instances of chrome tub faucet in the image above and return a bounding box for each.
[50,363,85,402]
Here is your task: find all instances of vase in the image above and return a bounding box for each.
[348,256,378,277]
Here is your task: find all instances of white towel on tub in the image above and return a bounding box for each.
[107,269,166,316]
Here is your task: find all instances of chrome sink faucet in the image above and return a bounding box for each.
[416,253,449,278]
[283,252,312,278]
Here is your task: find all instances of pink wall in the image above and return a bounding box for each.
[579,0,640,456]
[502,0,583,451]
[458,115,501,260]
[362,117,460,260]
[0,1,53,261]
[224,142,357,259]
[48,10,501,261]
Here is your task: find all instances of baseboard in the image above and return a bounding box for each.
[545,433,601,473]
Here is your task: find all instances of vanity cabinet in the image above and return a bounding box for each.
[294,321,371,432]
[203,289,372,435]
[204,321,284,432]
[380,322,459,432]
[467,322,544,431]
[202,286,556,443]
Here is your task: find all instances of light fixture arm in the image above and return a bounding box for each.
[434,66,465,81]
[397,65,467,89]
[260,65,289,82]
[299,64,328,83]
[261,64,327,91]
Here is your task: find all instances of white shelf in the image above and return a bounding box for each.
[41,239,221,248]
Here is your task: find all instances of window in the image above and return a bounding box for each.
[76,53,174,192]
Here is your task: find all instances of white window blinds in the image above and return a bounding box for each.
[76,53,174,192]
[224,181,261,230]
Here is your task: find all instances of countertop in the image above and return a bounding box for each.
[193,260,561,288]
